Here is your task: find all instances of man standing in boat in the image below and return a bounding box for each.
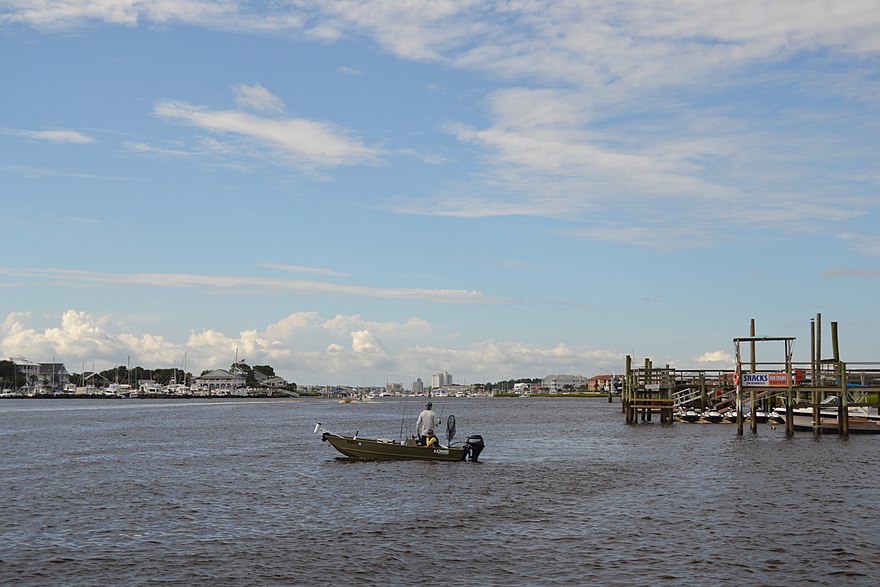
[416,402,441,445]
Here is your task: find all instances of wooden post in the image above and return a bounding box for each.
[735,341,743,436]
[831,321,839,362]
[810,318,819,434]
[700,373,706,409]
[785,338,794,437]
[750,387,757,434]
[750,318,756,373]
[839,361,849,436]
[624,355,631,416]
[749,319,758,433]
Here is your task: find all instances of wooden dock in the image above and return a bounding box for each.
[622,314,880,436]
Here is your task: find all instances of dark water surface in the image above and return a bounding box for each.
[2,397,878,586]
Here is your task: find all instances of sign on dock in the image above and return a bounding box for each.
[741,373,789,387]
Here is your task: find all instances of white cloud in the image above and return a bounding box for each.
[336,65,363,76]
[822,267,880,278]
[1,310,626,385]
[0,309,182,369]
[154,99,380,167]
[232,82,285,114]
[0,0,241,30]
[121,141,194,158]
[260,263,349,277]
[837,233,880,257]
[3,128,94,144]
[0,267,488,303]
[695,351,735,365]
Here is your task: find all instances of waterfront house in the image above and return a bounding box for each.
[38,362,70,390]
[193,369,247,395]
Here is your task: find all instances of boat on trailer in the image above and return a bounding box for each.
[314,421,485,462]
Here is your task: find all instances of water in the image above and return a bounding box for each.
[1,397,878,586]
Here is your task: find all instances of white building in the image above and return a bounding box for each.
[193,369,247,395]
[432,371,452,388]
[541,374,588,393]
[9,356,39,390]
[8,356,70,392]
[385,382,403,395]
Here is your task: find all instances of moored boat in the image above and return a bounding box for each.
[681,408,700,422]
[772,397,880,434]
[701,409,723,423]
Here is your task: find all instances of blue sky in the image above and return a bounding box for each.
[2,1,879,386]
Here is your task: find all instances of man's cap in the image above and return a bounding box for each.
[426,402,432,408]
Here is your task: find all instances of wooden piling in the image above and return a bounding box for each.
[811,316,820,435]
[839,361,849,436]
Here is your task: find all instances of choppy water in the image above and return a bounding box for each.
[1,397,878,586]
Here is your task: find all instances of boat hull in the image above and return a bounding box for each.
[774,408,880,434]
[322,433,468,461]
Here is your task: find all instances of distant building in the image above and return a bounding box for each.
[432,371,452,388]
[385,382,403,395]
[513,382,531,394]
[193,369,247,395]
[412,377,425,394]
[8,356,70,391]
[38,362,70,389]
[262,376,288,389]
[587,375,613,392]
[9,356,39,389]
[542,374,587,393]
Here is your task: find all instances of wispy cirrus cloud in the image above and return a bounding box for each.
[0,0,244,30]
[232,82,285,114]
[837,233,880,257]
[260,263,349,277]
[2,128,94,144]
[822,267,880,278]
[121,141,194,158]
[153,97,381,168]
[6,1,880,250]
[0,267,491,303]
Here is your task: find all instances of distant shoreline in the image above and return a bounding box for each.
[1,392,613,400]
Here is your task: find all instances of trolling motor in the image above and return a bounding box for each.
[445,415,483,461]
[464,435,485,462]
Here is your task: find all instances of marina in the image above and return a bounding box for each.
[623,314,880,435]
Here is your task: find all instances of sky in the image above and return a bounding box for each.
[2,1,879,386]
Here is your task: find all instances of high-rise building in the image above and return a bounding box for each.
[432,371,452,388]
[412,378,424,394]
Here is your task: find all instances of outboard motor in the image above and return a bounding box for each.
[464,435,485,462]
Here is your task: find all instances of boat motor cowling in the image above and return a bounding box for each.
[464,435,485,462]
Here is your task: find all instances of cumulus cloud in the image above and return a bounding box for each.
[1,309,626,385]
[695,351,735,365]
[0,310,182,369]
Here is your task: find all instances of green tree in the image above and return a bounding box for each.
[0,360,18,389]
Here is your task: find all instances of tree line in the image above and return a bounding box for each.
[0,360,296,392]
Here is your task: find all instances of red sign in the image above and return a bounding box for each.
[768,373,789,387]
